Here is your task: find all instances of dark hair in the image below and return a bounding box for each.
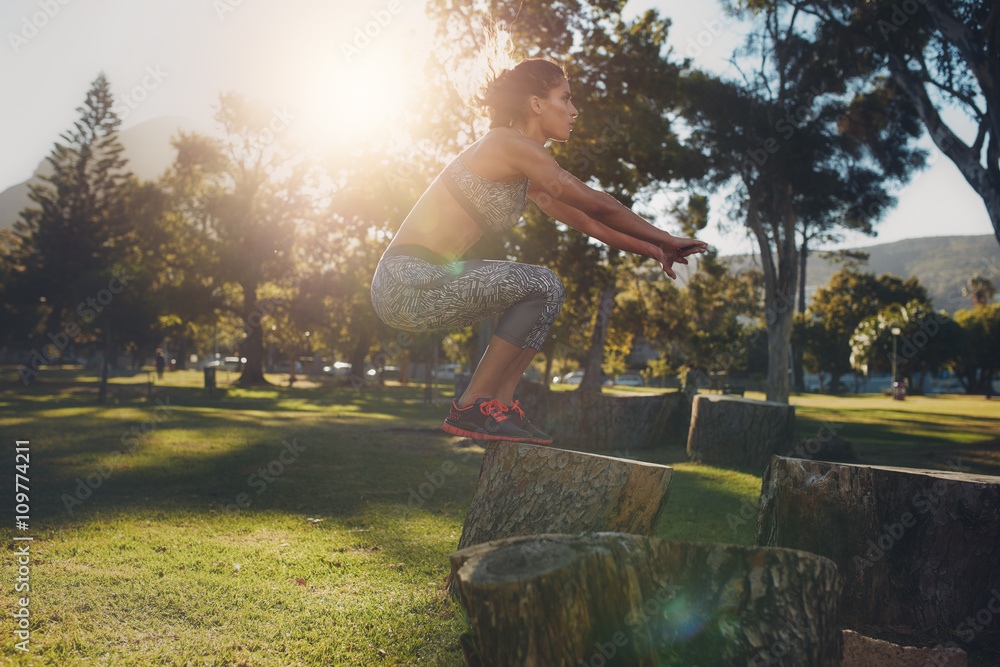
[476,59,566,129]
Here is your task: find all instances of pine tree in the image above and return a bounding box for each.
[12,72,133,389]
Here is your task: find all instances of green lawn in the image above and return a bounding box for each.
[1,369,997,665]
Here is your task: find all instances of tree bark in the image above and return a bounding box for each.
[755,456,1000,652]
[793,231,808,393]
[579,283,616,393]
[887,52,1000,248]
[236,278,268,386]
[450,533,843,667]
[456,441,673,551]
[97,308,113,404]
[686,395,797,472]
[513,382,691,452]
[841,630,968,667]
[747,187,799,404]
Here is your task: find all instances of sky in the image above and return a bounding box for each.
[1,0,994,257]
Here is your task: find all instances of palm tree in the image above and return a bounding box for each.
[962,275,997,309]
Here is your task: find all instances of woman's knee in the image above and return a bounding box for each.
[539,267,565,305]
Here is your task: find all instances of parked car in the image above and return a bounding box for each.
[557,371,582,385]
[614,373,645,387]
[322,361,352,376]
[204,356,243,371]
[434,363,463,381]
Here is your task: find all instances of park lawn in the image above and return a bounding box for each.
[1,370,998,665]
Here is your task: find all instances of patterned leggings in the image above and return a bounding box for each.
[371,245,565,350]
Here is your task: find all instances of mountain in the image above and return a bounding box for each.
[0,115,209,232]
[725,235,1000,314]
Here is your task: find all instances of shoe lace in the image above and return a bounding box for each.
[478,399,508,421]
[505,400,527,422]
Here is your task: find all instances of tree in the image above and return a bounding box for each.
[150,132,231,370]
[174,93,317,386]
[952,303,1000,393]
[11,73,134,396]
[850,300,962,392]
[681,3,926,403]
[803,268,930,391]
[781,0,1000,247]
[962,274,997,308]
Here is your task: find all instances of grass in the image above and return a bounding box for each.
[1,368,998,665]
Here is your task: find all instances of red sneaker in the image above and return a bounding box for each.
[442,398,533,442]
[502,401,554,445]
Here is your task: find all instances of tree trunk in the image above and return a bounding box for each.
[747,188,799,405]
[456,441,672,552]
[450,533,843,667]
[793,232,808,393]
[887,52,1000,249]
[579,283,616,393]
[755,455,1000,652]
[399,348,409,384]
[236,278,267,386]
[176,339,187,370]
[841,630,968,667]
[513,382,691,452]
[686,394,797,472]
[97,308,113,404]
[542,351,554,388]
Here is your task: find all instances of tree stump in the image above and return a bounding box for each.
[450,533,843,667]
[456,441,672,552]
[755,456,1000,652]
[686,394,796,472]
[513,382,691,451]
[841,630,967,667]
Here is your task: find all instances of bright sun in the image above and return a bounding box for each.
[296,37,427,153]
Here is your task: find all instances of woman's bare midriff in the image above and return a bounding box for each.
[386,179,485,259]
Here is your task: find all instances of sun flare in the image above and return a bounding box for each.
[296,36,428,153]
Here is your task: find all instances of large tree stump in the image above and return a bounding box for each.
[756,456,1000,652]
[841,630,967,667]
[456,441,672,551]
[686,394,796,472]
[450,533,843,667]
[513,382,691,451]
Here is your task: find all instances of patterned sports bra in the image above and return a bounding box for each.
[439,154,530,234]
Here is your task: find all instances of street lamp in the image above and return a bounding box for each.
[891,326,901,399]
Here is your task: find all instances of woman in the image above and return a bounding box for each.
[371,55,707,444]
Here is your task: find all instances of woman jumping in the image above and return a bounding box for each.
[371,44,707,445]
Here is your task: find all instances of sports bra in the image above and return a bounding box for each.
[439,154,530,234]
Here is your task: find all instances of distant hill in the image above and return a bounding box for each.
[0,115,209,232]
[725,235,1000,314]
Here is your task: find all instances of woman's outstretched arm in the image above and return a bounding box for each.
[528,185,707,280]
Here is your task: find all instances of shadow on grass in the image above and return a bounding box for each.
[797,413,1000,476]
[3,378,481,538]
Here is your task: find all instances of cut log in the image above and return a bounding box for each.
[686,394,796,472]
[841,630,967,667]
[756,456,1000,652]
[450,533,843,667]
[456,441,672,552]
[513,381,691,451]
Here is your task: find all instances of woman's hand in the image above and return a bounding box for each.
[655,235,709,280]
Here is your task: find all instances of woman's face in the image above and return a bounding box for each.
[536,77,578,142]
